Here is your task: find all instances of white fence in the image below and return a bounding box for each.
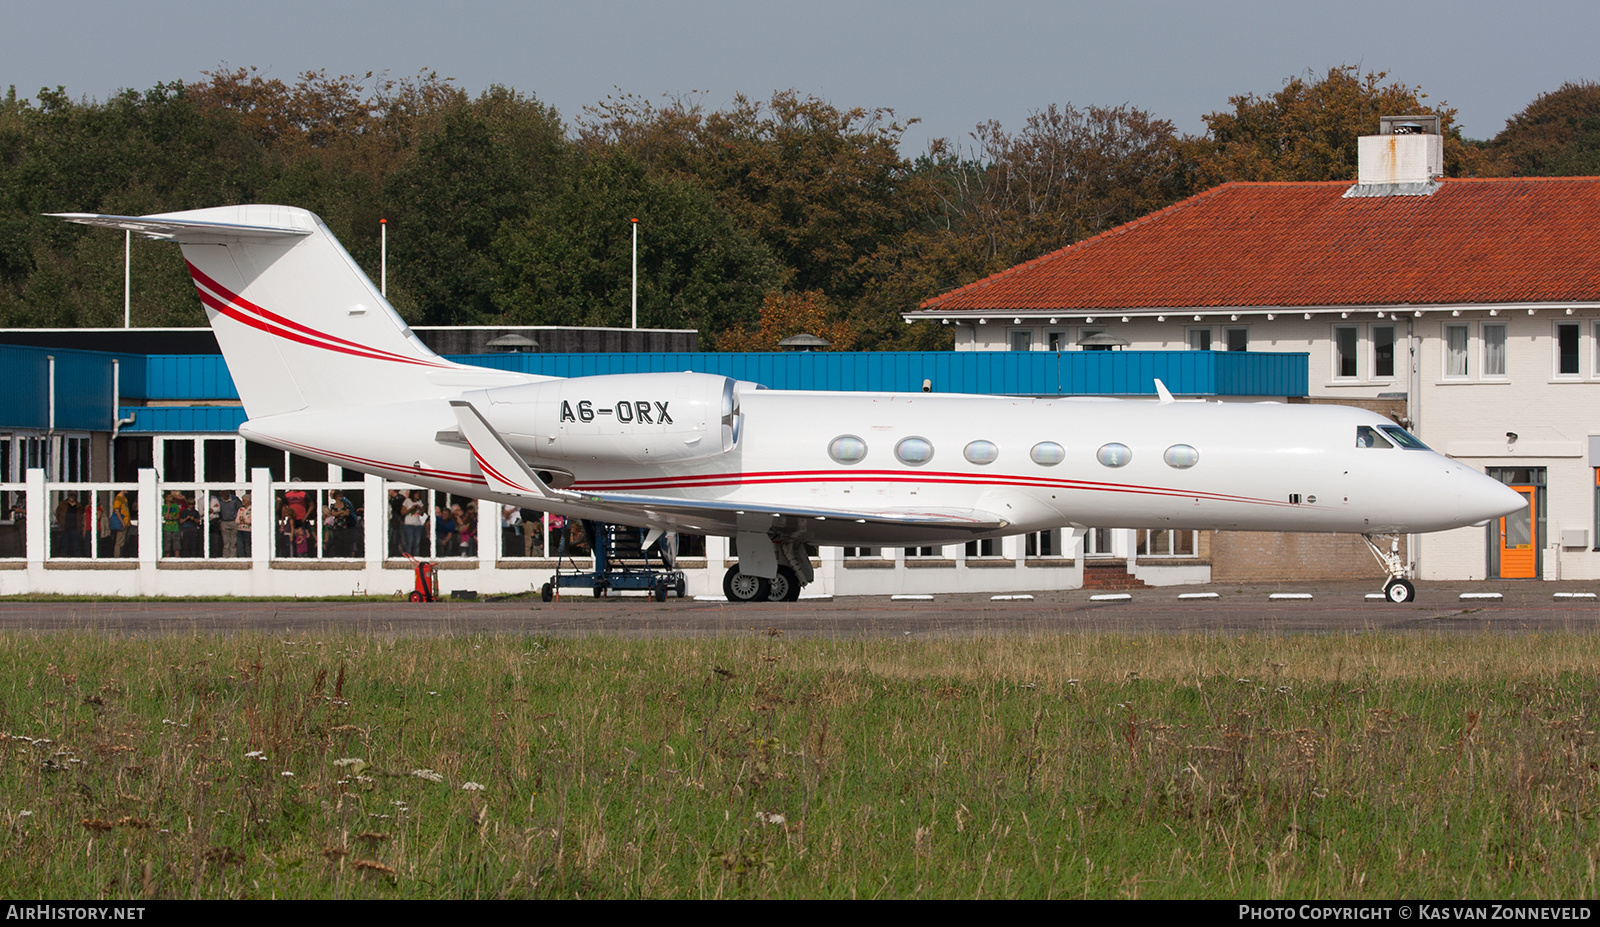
[0,469,1207,598]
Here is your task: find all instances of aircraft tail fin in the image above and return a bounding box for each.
[53,206,476,418]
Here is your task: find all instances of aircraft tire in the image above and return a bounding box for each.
[540,583,553,603]
[654,578,668,602]
[1384,578,1416,603]
[675,577,687,598]
[769,565,802,602]
[723,565,771,603]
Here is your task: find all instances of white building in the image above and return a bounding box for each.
[906,117,1600,582]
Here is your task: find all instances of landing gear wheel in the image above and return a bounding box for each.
[723,565,771,603]
[1384,578,1416,604]
[768,565,802,602]
[408,591,423,603]
[675,577,686,598]
[540,582,553,603]
[653,579,668,602]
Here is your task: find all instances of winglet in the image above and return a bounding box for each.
[1153,379,1175,404]
[449,400,559,500]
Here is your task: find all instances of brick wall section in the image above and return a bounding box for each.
[1210,531,1407,582]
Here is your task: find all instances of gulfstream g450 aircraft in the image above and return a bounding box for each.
[55,206,1524,603]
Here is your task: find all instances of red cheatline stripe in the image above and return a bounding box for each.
[571,468,1286,507]
[271,438,487,486]
[186,260,452,369]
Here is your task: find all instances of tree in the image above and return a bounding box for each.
[382,87,571,324]
[492,152,781,343]
[581,90,913,303]
[845,104,1181,350]
[1476,81,1600,176]
[1179,66,1468,186]
[717,290,856,352]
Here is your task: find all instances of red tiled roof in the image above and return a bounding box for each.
[916,178,1600,313]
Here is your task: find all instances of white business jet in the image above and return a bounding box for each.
[55,206,1523,604]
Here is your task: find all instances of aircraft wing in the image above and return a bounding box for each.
[449,400,1009,543]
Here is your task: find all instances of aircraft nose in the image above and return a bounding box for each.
[1460,471,1526,526]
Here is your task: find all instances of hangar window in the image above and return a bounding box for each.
[963,440,999,465]
[1030,442,1065,466]
[895,436,934,466]
[828,435,868,465]
[1097,443,1132,468]
[1163,444,1200,468]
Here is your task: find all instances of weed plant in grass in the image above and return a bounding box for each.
[1,631,1598,898]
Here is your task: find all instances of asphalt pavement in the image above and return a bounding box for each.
[1,579,1596,637]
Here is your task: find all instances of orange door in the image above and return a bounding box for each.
[1497,485,1538,579]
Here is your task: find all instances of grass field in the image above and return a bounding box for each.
[2,629,1598,899]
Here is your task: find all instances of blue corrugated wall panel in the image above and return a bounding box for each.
[53,352,116,431]
[0,344,142,430]
[117,406,249,433]
[0,346,50,429]
[443,351,1307,396]
[83,351,1306,421]
[142,355,239,401]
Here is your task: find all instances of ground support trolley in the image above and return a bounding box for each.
[541,520,686,602]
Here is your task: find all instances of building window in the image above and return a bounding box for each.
[1334,326,1359,378]
[1137,529,1197,558]
[964,537,1000,558]
[1010,330,1033,352]
[904,545,940,558]
[1047,331,1067,351]
[1482,323,1507,378]
[1444,324,1470,378]
[1084,528,1115,558]
[1372,324,1396,379]
[1225,327,1248,352]
[1556,322,1581,376]
[1187,328,1212,351]
[1025,529,1065,558]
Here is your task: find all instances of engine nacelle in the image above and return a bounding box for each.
[462,372,742,468]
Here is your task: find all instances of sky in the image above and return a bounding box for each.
[5,0,1598,151]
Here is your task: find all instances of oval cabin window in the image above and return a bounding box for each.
[1163,444,1199,469]
[1030,442,1065,466]
[829,435,868,465]
[895,436,934,466]
[964,440,999,465]
[1097,443,1132,468]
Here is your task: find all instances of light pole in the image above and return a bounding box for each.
[380,219,387,298]
[631,218,639,329]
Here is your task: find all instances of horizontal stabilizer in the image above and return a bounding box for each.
[49,212,310,242]
[450,401,560,500]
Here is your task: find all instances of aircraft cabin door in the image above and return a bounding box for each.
[1496,485,1538,579]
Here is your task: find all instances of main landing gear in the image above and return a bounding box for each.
[1362,533,1416,604]
[722,564,802,603]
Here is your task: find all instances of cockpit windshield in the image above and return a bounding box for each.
[1379,425,1431,451]
[1355,425,1393,449]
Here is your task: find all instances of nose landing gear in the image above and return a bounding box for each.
[1363,533,1416,604]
